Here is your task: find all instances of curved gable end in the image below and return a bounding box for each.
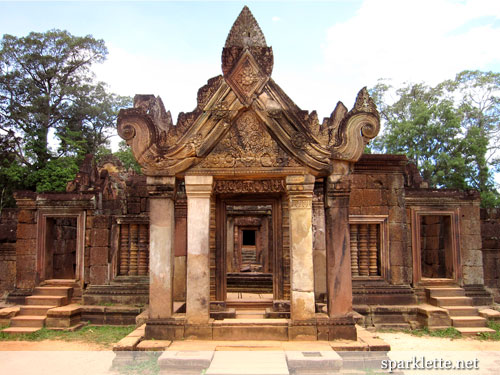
[118,6,380,177]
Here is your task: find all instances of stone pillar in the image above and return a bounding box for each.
[286,175,316,322]
[185,176,213,326]
[147,176,176,319]
[324,163,353,316]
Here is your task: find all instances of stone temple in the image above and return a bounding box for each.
[1,6,499,339]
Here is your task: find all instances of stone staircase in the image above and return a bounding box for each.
[426,286,495,336]
[2,279,78,335]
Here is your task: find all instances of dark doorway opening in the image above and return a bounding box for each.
[45,217,77,280]
[420,215,453,279]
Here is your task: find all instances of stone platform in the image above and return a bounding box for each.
[112,325,390,375]
[145,314,358,341]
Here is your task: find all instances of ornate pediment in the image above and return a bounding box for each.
[189,110,303,176]
[117,6,380,177]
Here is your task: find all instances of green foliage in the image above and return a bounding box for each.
[0,29,131,206]
[370,71,500,207]
[118,352,161,375]
[403,326,462,339]
[28,157,81,192]
[0,325,135,347]
[113,141,142,174]
[478,320,500,341]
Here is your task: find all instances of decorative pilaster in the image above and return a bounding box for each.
[285,174,316,322]
[147,176,176,319]
[185,175,214,325]
[324,162,353,317]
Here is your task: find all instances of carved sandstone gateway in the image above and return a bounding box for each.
[117,6,379,340]
[1,6,495,340]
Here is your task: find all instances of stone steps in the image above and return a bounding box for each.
[456,327,496,336]
[451,316,488,328]
[33,286,72,297]
[425,286,494,337]
[25,295,67,306]
[426,287,465,298]
[446,306,478,316]
[1,283,79,335]
[429,296,472,307]
[9,315,46,328]
[18,305,55,316]
[212,318,289,340]
[1,327,41,335]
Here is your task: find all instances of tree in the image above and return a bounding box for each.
[0,29,131,199]
[370,71,500,207]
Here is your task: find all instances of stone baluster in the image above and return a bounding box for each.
[138,224,149,276]
[369,224,379,276]
[128,224,139,276]
[358,224,369,276]
[119,224,129,276]
[350,224,359,276]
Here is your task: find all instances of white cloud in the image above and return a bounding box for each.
[272,16,281,22]
[322,0,500,91]
[93,44,220,122]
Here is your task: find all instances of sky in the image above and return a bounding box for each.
[1,0,500,188]
[2,0,499,121]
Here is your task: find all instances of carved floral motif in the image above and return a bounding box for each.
[214,179,286,194]
[197,111,301,169]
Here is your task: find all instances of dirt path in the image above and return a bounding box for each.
[2,333,500,351]
[378,332,500,351]
[0,340,109,351]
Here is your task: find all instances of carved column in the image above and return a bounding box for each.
[324,163,353,317]
[286,175,316,321]
[147,176,176,319]
[185,176,213,325]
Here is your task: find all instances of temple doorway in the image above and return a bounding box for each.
[36,210,86,286]
[216,195,282,308]
[411,209,461,285]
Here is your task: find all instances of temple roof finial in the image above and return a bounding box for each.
[225,6,267,48]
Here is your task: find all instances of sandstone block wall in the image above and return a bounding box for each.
[0,208,18,296]
[350,156,409,285]
[481,208,500,302]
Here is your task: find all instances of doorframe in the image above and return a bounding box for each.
[411,208,461,286]
[215,194,282,301]
[36,209,86,287]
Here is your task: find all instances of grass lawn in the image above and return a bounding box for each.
[0,324,135,347]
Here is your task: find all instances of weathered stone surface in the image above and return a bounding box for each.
[90,246,108,266]
[90,228,109,247]
[185,176,212,324]
[149,192,175,319]
[290,291,315,321]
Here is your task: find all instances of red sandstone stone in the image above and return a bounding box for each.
[90,265,107,285]
[91,228,109,247]
[90,246,108,266]
[16,239,37,256]
[17,224,37,239]
[17,210,36,224]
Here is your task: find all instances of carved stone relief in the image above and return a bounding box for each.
[196,111,301,170]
